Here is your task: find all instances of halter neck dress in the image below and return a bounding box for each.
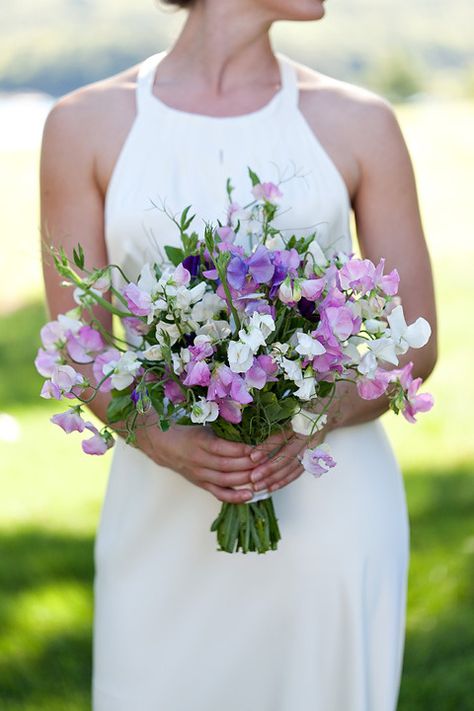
[93,49,410,711]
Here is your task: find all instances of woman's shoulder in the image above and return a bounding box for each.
[42,61,142,149]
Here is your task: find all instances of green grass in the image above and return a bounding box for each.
[0,101,473,708]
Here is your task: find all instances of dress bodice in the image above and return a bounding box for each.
[104,49,353,282]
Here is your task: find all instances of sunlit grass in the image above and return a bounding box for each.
[0,100,473,709]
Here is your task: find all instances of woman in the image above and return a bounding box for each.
[40,0,437,709]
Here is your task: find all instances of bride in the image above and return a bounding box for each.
[40,0,437,709]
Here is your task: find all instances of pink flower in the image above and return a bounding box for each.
[123,283,153,317]
[35,348,61,377]
[374,258,400,296]
[173,263,191,287]
[51,364,84,395]
[93,348,121,392]
[217,398,242,424]
[50,408,86,433]
[339,258,375,294]
[164,379,186,404]
[357,369,391,400]
[81,423,114,456]
[207,365,253,405]
[389,362,434,422]
[301,446,337,478]
[300,278,325,302]
[216,226,236,243]
[66,325,104,364]
[245,355,278,390]
[183,360,211,387]
[40,380,61,400]
[324,305,360,341]
[251,181,283,203]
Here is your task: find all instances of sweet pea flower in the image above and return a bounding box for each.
[339,258,375,294]
[173,263,191,287]
[387,305,432,354]
[291,410,327,437]
[356,368,391,400]
[190,398,219,424]
[302,444,337,478]
[293,367,317,401]
[300,278,326,302]
[40,380,61,400]
[183,360,211,387]
[208,365,253,405]
[227,341,254,373]
[373,258,400,296]
[324,305,362,341]
[40,315,82,351]
[278,276,302,305]
[50,407,86,434]
[141,344,163,361]
[93,348,121,392]
[81,423,114,455]
[35,348,62,377]
[110,351,142,391]
[217,398,242,424]
[51,364,85,395]
[191,292,226,322]
[295,332,327,358]
[196,319,232,342]
[66,325,104,364]
[164,379,186,404]
[390,361,434,423]
[245,355,278,389]
[227,245,275,289]
[123,282,153,317]
[251,181,283,203]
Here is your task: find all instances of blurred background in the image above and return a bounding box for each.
[0,1,473,709]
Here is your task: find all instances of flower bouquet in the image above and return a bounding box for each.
[36,168,434,553]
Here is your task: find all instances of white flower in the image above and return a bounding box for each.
[294,372,317,401]
[357,351,378,378]
[387,304,431,354]
[155,321,181,346]
[228,341,254,373]
[238,326,266,353]
[138,263,160,295]
[266,235,286,251]
[191,292,226,322]
[110,351,141,390]
[342,338,362,365]
[141,344,163,361]
[196,320,232,342]
[281,358,303,383]
[190,398,219,424]
[250,312,275,338]
[271,342,290,358]
[364,318,387,334]
[292,409,327,436]
[295,332,326,358]
[304,238,328,275]
[171,349,189,375]
[367,336,399,365]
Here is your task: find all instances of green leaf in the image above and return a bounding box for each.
[106,393,135,424]
[72,244,85,270]
[164,245,185,266]
[318,381,333,398]
[247,166,261,187]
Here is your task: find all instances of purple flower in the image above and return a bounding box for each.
[227,245,274,290]
[92,348,121,392]
[182,254,201,278]
[297,297,319,323]
[51,364,84,395]
[357,369,391,400]
[374,258,400,296]
[301,446,337,478]
[40,380,61,400]
[324,305,361,341]
[245,355,278,390]
[300,278,326,302]
[207,365,253,405]
[251,181,283,203]
[50,408,86,434]
[339,258,375,294]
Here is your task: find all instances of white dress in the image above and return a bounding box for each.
[92,50,410,711]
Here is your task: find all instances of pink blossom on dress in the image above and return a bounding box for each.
[301,446,337,478]
[251,182,283,203]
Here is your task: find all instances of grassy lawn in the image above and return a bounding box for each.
[0,100,473,709]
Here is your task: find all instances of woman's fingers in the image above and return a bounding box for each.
[203,480,254,504]
[251,437,305,485]
[268,464,304,492]
[197,452,259,473]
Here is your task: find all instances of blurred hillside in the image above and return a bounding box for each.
[0,0,473,100]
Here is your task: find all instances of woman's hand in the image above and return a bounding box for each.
[248,427,326,494]
[136,423,267,503]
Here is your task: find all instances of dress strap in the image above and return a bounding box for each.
[275,51,300,110]
[136,51,166,113]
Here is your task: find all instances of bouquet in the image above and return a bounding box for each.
[36,168,434,553]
